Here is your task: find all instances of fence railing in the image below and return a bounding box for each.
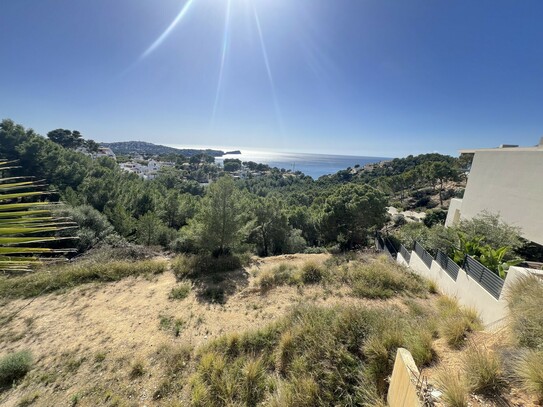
[375,236,385,252]
[414,241,433,269]
[463,256,504,299]
[384,237,397,259]
[399,244,411,263]
[435,250,460,281]
[392,240,506,302]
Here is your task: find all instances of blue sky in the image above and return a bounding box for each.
[1,0,542,157]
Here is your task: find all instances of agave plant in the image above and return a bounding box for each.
[0,160,75,272]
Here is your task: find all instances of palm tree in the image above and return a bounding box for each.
[0,160,75,272]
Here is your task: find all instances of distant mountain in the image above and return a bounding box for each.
[99,141,225,157]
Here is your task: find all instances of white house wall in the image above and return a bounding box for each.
[457,150,543,245]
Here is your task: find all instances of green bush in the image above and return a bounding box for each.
[169,281,192,300]
[0,350,33,387]
[171,254,242,278]
[299,261,326,284]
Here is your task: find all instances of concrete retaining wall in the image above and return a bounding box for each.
[401,251,532,327]
[388,348,422,407]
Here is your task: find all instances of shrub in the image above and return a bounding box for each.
[171,254,242,278]
[350,258,428,299]
[299,261,326,284]
[513,350,543,403]
[458,211,523,251]
[463,344,504,394]
[0,350,33,387]
[55,204,118,252]
[437,297,481,348]
[436,370,469,407]
[130,359,146,379]
[156,343,192,375]
[169,281,192,300]
[258,264,299,291]
[506,275,543,350]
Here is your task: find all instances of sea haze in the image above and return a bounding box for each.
[169,146,392,179]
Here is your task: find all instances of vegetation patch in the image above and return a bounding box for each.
[0,259,167,298]
[172,254,243,279]
[0,350,33,388]
[436,296,481,348]
[513,349,543,403]
[507,275,543,350]
[348,257,429,299]
[169,281,192,300]
[190,303,436,406]
[436,370,469,407]
[463,343,504,394]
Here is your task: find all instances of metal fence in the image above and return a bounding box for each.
[384,237,397,259]
[375,236,385,252]
[463,256,504,299]
[399,244,411,263]
[375,235,396,260]
[435,250,460,280]
[414,241,433,269]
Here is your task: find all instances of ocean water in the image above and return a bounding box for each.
[215,150,392,179]
[168,144,392,179]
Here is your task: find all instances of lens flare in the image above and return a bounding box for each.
[140,0,196,60]
[212,0,232,125]
[252,2,284,134]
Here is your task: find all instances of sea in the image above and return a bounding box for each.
[169,145,392,179]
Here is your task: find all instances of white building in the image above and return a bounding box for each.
[445,139,543,246]
[119,159,175,180]
[96,147,116,159]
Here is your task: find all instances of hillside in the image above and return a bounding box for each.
[100,141,225,157]
[1,251,539,406]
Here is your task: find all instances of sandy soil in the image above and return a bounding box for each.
[0,253,538,406]
[0,253,394,406]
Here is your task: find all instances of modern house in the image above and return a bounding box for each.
[445,138,543,246]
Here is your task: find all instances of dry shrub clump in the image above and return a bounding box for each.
[189,303,435,406]
[436,370,469,407]
[0,260,167,298]
[513,349,543,403]
[258,263,300,291]
[436,296,481,348]
[463,343,504,394]
[348,257,429,299]
[506,275,543,350]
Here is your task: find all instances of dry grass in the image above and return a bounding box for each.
[506,275,543,350]
[463,343,504,394]
[0,259,167,298]
[436,369,469,407]
[436,296,482,348]
[0,252,444,406]
[514,350,543,403]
